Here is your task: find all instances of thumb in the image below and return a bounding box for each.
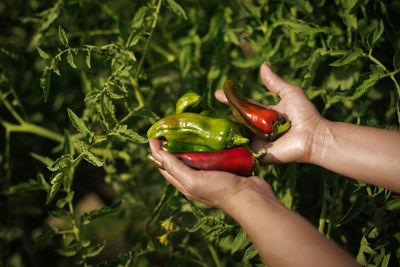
[260,63,302,97]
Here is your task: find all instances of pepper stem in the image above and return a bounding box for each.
[232,134,249,146]
[272,120,291,137]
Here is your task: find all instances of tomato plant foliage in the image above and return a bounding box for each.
[1,0,400,266]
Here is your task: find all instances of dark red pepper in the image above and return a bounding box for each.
[223,80,290,140]
[173,147,255,176]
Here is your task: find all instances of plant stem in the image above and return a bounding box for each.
[208,244,222,267]
[135,0,163,79]
[2,121,64,142]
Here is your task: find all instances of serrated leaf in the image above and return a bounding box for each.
[40,67,51,102]
[242,244,258,262]
[56,241,80,257]
[47,154,73,172]
[393,49,400,70]
[385,198,400,210]
[37,47,50,59]
[367,20,384,49]
[2,173,49,195]
[46,172,63,204]
[341,0,358,13]
[165,0,187,20]
[80,201,122,225]
[30,152,54,166]
[111,125,147,143]
[83,241,106,257]
[49,209,70,219]
[343,71,382,101]
[67,108,90,134]
[302,49,322,89]
[179,45,192,78]
[239,0,260,19]
[67,51,77,69]
[329,48,364,67]
[280,20,327,35]
[186,218,206,232]
[82,150,103,167]
[85,50,91,69]
[231,230,250,254]
[33,227,57,251]
[58,25,69,47]
[132,6,149,28]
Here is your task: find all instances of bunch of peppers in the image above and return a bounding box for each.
[147,81,291,177]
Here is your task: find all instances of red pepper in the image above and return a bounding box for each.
[223,80,290,140]
[173,147,255,176]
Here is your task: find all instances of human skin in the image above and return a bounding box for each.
[216,63,400,191]
[148,62,399,266]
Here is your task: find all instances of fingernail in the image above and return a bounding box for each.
[147,154,165,170]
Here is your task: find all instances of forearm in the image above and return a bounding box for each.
[310,119,400,191]
[222,189,359,267]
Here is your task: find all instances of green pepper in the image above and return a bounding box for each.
[176,92,201,114]
[147,113,248,150]
[162,140,216,152]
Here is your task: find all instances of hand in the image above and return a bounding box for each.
[148,138,277,208]
[215,63,324,164]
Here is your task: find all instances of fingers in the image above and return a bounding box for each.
[260,62,303,97]
[215,90,228,104]
[149,138,198,188]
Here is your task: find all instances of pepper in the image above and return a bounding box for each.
[223,80,290,140]
[161,140,216,153]
[173,147,255,176]
[147,113,249,150]
[176,92,201,114]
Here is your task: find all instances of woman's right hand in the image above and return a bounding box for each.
[215,63,325,165]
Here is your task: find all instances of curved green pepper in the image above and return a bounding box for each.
[176,92,201,114]
[162,140,216,152]
[147,113,248,150]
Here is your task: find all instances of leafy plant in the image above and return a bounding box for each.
[1,0,400,266]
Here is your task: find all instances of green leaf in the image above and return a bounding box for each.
[208,11,224,40]
[385,198,400,210]
[329,48,364,67]
[80,200,122,225]
[82,150,104,167]
[239,0,260,19]
[85,50,91,69]
[83,241,106,258]
[37,47,50,59]
[47,154,73,172]
[67,51,77,69]
[179,45,192,78]
[2,173,49,194]
[63,130,74,156]
[280,20,328,35]
[341,0,358,13]
[132,6,149,28]
[393,49,400,70]
[33,227,57,251]
[49,209,70,219]
[111,125,147,143]
[165,0,187,20]
[231,229,250,254]
[58,25,69,47]
[56,241,80,257]
[40,67,51,102]
[30,152,54,166]
[186,218,206,233]
[67,108,90,134]
[242,244,258,262]
[343,70,382,101]
[367,20,384,49]
[46,172,64,204]
[302,49,322,89]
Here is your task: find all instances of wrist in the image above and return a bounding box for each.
[219,177,281,218]
[306,118,334,165]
